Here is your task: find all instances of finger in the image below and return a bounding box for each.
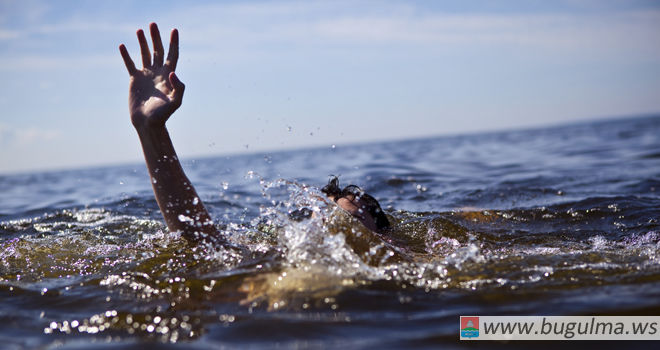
[137,29,151,68]
[169,72,185,108]
[150,22,164,67]
[165,28,179,71]
[119,44,137,75]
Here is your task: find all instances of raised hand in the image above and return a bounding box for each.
[118,23,221,245]
[119,23,184,129]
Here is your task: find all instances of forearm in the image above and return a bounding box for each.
[136,126,220,243]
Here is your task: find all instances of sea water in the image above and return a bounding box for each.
[0,115,659,349]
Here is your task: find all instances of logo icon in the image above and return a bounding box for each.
[460,316,480,338]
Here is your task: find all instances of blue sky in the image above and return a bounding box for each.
[1,0,659,174]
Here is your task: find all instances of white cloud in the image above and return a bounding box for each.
[0,29,19,39]
[3,1,659,72]
[312,11,660,53]
[0,54,117,71]
[162,2,660,63]
[0,123,60,146]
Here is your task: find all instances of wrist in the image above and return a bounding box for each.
[131,109,171,131]
[135,123,169,142]
[132,115,166,132]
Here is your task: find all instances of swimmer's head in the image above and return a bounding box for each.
[321,176,342,200]
[321,175,391,231]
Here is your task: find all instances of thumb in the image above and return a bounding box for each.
[169,72,185,105]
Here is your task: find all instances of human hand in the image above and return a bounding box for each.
[119,23,184,130]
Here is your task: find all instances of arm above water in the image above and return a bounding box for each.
[119,23,220,244]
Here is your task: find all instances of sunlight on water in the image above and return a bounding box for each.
[2,176,659,343]
[0,116,659,348]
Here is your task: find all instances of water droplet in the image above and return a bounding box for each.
[178,215,193,223]
[287,126,292,132]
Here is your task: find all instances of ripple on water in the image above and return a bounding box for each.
[2,116,660,347]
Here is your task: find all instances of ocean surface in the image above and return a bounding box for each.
[1,115,659,349]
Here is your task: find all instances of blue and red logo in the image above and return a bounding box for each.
[460,316,480,338]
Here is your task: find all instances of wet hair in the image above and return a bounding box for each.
[321,176,391,230]
[321,175,342,198]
